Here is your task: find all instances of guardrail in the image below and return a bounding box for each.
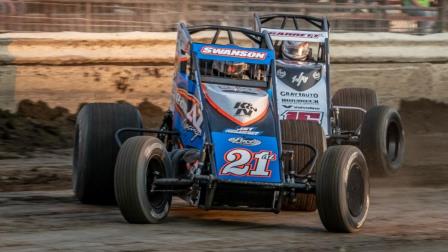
[0,0,446,33]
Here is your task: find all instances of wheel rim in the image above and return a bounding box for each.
[146,156,169,213]
[386,120,400,162]
[346,164,365,217]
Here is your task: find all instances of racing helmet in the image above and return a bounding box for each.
[281,41,310,61]
[212,61,248,78]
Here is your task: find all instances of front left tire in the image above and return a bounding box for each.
[115,136,172,224]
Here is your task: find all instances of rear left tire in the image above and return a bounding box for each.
[73,103,142,204]
[280,120,326,211]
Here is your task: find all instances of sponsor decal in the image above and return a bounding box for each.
[200,46,267,60]
[225,127,262,136]
[268,31,324,40]
[282,104,320,110]
[217,85,259,95]
[228,137,261,146]
[276,66,322,92]
[312,70,321,80]
[234,102,258,116]
[281,111,323,123]
[182,120,202,140]
[174,88,203,140]
[281,98,319,105]
[280,91,319,98]
[262,28,328,42]
[291,72,309,87]
[276,68,287,78]
[220,148,276,177]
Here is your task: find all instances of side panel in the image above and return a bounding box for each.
[171,27,205,149]
[275,61,329,135]
[172,80,204,149]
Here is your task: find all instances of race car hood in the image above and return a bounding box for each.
[275,60,322,92]
[201,83,269,127]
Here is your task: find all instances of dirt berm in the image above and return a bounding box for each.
[0,99,164,156]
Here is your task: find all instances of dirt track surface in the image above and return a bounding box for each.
[0,186,446,252]
[1,130,447,251]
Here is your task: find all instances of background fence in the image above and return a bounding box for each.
[0,0,446,33]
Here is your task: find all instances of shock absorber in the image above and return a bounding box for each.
[332,107,343,144]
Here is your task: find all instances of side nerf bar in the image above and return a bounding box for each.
[114,127,179,147]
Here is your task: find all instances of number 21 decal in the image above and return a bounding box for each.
[220,148,276,177]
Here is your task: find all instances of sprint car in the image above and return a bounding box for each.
[73,24,370,232]
[254,14,405,178]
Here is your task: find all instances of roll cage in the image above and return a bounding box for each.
[177,23,277,89]
[187,24,274,49]
[254,14,330,62]
[254,14,329,32]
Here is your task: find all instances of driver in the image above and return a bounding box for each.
[281,41,311,61]
[212,61,249,79]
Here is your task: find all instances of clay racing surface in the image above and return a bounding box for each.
[0,99,447,251]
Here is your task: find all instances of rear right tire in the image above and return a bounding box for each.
[360,106,405,177]
[332,88,378,132]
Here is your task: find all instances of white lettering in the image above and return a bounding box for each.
[200,46,267,60]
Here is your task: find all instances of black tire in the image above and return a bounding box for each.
[317,145,369,233]
[115,136,172,224]
[360,106,405,177]
[332,88,378,132]
[73,103,142,204]
[280,120,326,211]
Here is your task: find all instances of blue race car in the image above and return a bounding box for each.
[73,23,370,233]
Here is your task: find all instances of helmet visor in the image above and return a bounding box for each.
[282,42,310,60]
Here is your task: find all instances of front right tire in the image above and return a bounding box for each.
[317,145,369,233]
